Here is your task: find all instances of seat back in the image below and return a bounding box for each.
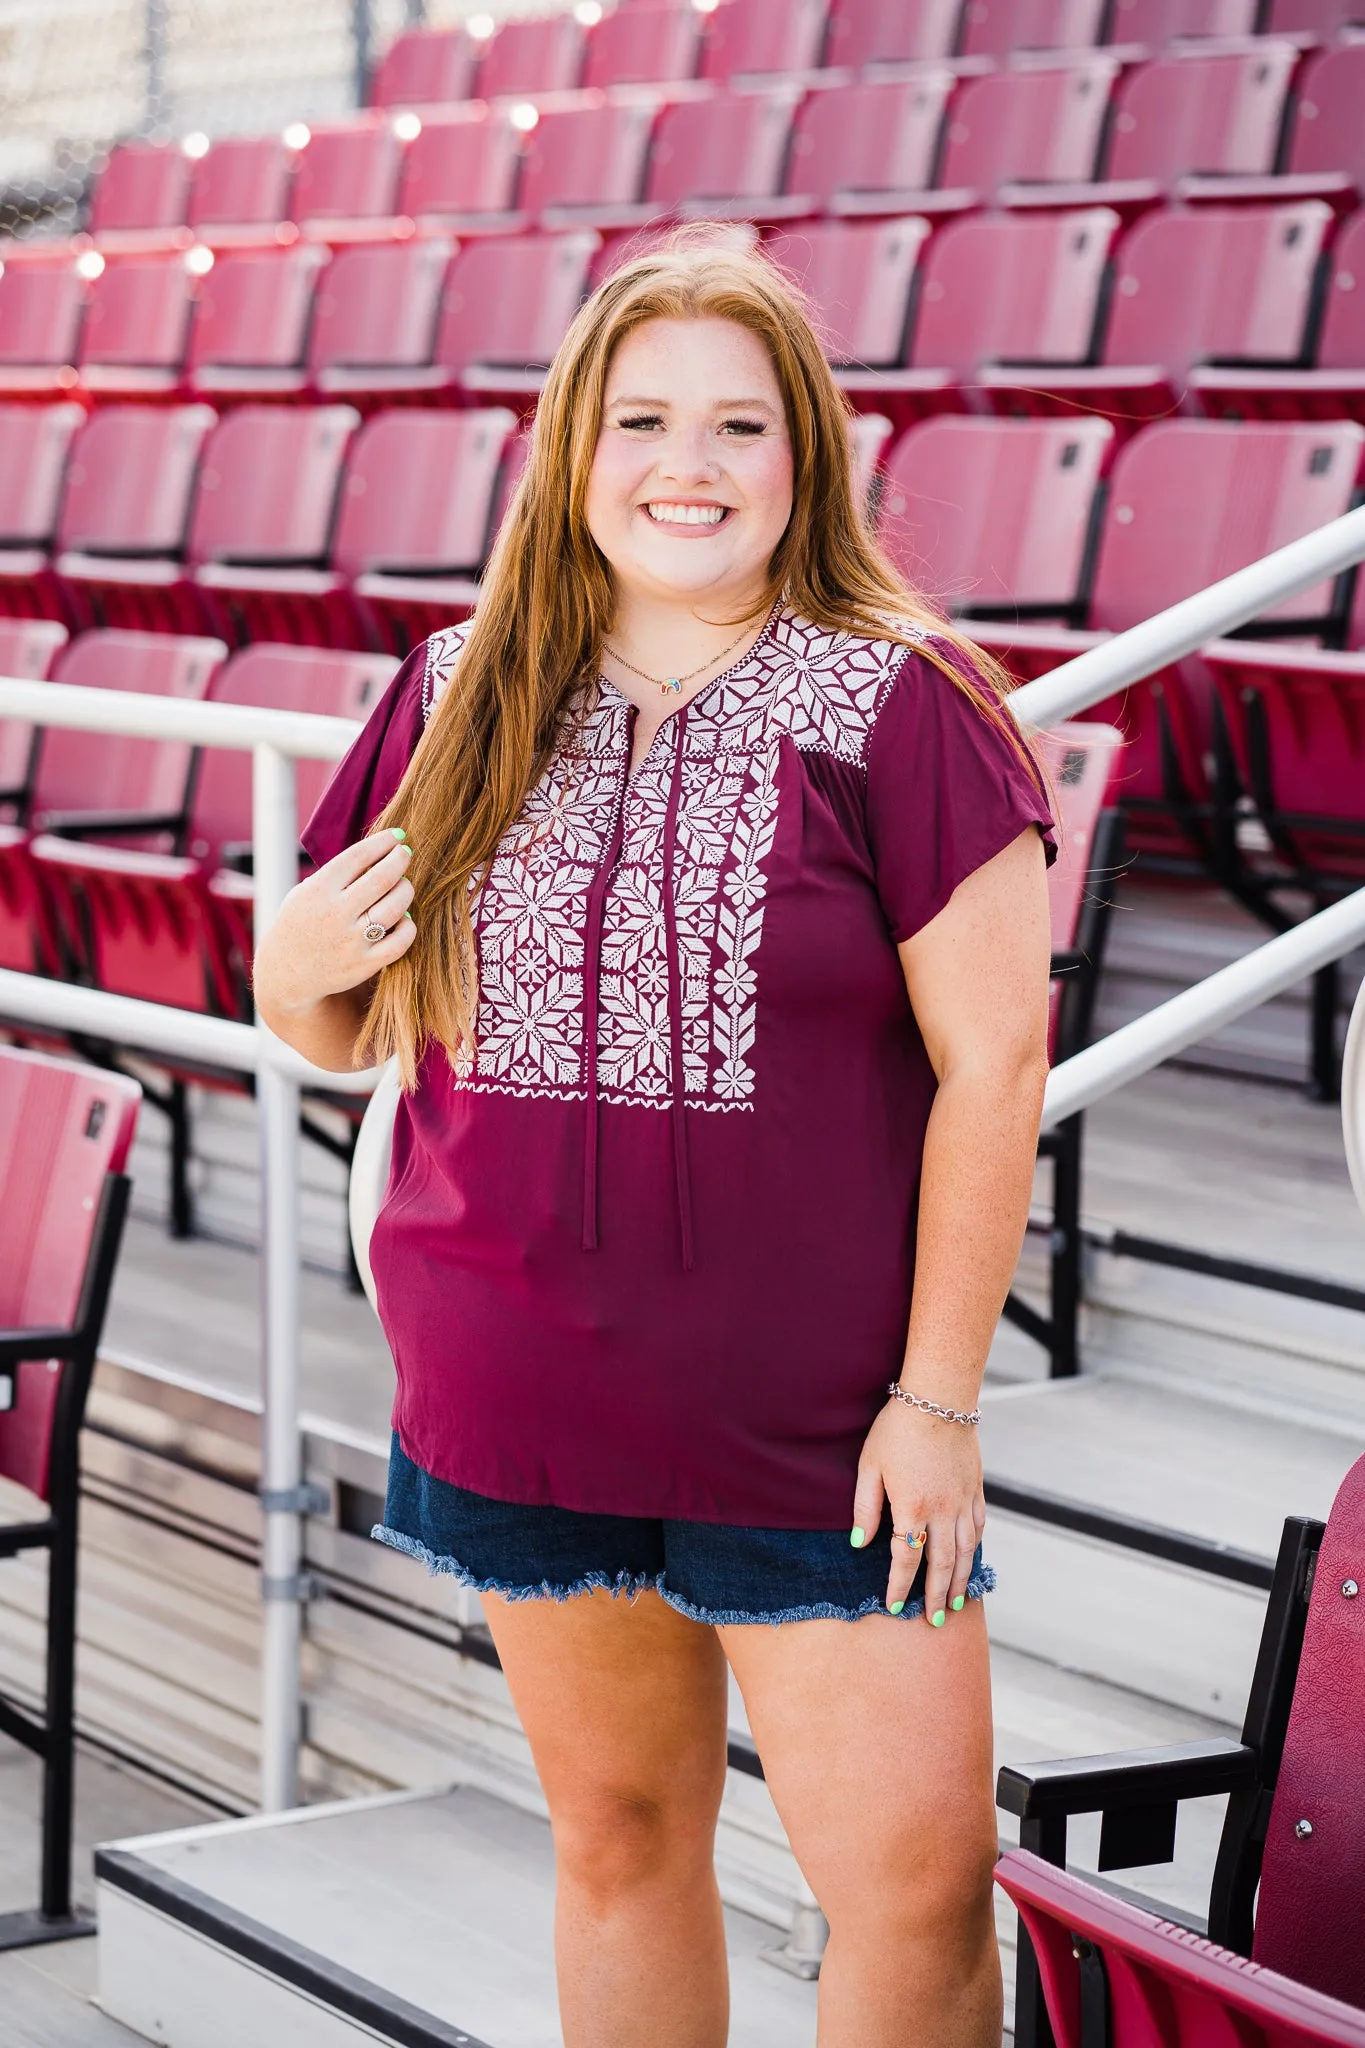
[1269,1,1365,40]
[583,4,702,90]
[476,14,587,99]
[823,0,961,65]
[187,134,293,232]
[371,26,479,108]
[645,88,799,209]
[1211,639,1365,882]
[0,403,85,544]
[30,629,224,829]
[910,209,1119,377]
[434,233,597,376]
[289,118,403,224]
[0,1048,141,1500]
[309,238,451,377]
[187,404,360,564]
[1089,420,1364,632]
[57,403,218,556]
[89,140,193,236]
[0,255,88,370]
[330,407,514,579]
[0,618,68,802]
[397,104,524,222]
[1035,720,1125,1059]
[519,98,657,217]
[1106,44,1299,184]
[699,0,829,82]
[767,219,930,367]
[1318,211,1365,376]
[997,1848,1365,2048]
[186,243,328,377]
[78,250,200,373]
[1287,43,1365,191]
[959,0,1106,56]
[1101,201,1333,377]
[785,75,954,207]
[880,417,1113,613]
[1106,0,1258,37]
[939,58,1119,195]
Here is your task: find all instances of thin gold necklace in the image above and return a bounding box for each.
[603,622,755,698]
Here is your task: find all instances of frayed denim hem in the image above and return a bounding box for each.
[371,1525,659,1603]
[657,1561,997,1629]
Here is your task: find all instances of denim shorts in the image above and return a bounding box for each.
[372,1435,995,1626]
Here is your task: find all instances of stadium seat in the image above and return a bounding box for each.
[74,248,207,399]
[45,402,218,632]
[789,75,958,219]
[1104,0,1259,43]
[288,115,405,239]
[185,133,295,244]
[370,25,480,108]
[698,0,830,82]
[983,201,1335,425]
[0,1046,140,1945]
[520,97,658,226]
[88,139,194,243]
[1280,42,1365,205]
[395,104,526,230]
[0,618,69,816]
[877,417,1114,619]
[1192,208,1365,422]
[1265,0,1365,36]
[582,4,703,91]
[958,0,1106,55]
[822,0,962,66]
[0,249,95,400]
[644,87,804,220]
[1102,43,1300,204]
[837,208,1119,428]
[309,238,454,399]
[0,405,85,619]
[475,13,587,100]
[938,57,1120,207]
[184,242,329,399]
[765,219,932,368]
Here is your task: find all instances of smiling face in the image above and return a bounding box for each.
[585,315,795,620]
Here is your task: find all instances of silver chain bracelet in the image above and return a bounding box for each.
[886,1382,981,1428]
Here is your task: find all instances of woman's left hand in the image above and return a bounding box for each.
[851,1397,986,1624]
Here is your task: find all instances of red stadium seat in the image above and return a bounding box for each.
[958,0,1106,55]
[0,249,93,400]
[838,208,1119,428]
[698,0,829,82]
[89,139,194,240]
[1105,0,1259,41]
[939,57,1120,206]
[1192,208,1365,422]
[309,238,454,399]
[370,25,479,108]
[765,219,932,367]
[1282,43,1365,203]
[644,86,803,219]
[520,97,658,225]
[1104,43,1299,201]
[184,242,329,399]
[1265,0,1365,34]
[822,0,962,65]
[582,4,703,91]
[0,405,85,619]
[877,417,1114,618]
[288,115,404,237]
[424,231,598,406]
[790,75,957,219]
[984,201,1334,424]
[75,248,207,399]
[0,618,68,814]
[185,133,295,243]
[475,13,587,100]
[396,104,525,229]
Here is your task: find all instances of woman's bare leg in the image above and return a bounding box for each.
[481,1586,730,2048]
[721,1602,1000,2048]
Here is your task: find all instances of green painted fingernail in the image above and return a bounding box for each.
[931,1609,946,1628]
[889,1599,904,1615]
[391,827,407,841]
[849,1527,866,1549]
[952,1594,965,1612]
[404,910,414,921]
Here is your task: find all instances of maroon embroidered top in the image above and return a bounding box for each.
[303,608,1055,1527]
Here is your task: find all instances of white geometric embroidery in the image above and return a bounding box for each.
[421,607,926,1109]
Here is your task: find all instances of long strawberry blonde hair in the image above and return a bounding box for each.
[361,229,1042,1086]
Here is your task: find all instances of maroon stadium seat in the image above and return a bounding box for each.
[938,57,1120,206]
[1281,43,1365,204]
[288,115,405,237]
[475,13,587,99]
[765,219,932,367]
[822,0,962,65]
[47,402,218,632]
[0,249,94,400]
[396,104,525,229]
[0,405,85,619]
[1103,43,1300,202]
[877,417,1114,618]
[645,86,804,220]
[790,75,957,219]
[984,201,1334,424]
[75,248,206,399]
[370,25,480,108]
[520,97,659,225]
[89,139,194,240]
[185,133,295,243]
[309,238,454,399]
[958,0,1106,55]
[1265,0,1365,34]
[1104,0,1258,42]
[698,0,830,82]
[1192,209,1365,423]
[838,208,1119,428]
[582,4,703,91]
[184,242,330,399]
[0,618,68,814]
[409,231,598,407]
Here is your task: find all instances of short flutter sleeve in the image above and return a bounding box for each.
[301,643,427,868]
[865,643,1056,945]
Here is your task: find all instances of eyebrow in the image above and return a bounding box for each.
[606,394,779,412]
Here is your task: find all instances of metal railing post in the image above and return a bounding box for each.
[253,742,305,1814]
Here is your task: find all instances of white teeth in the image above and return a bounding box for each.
[646,502,727,526]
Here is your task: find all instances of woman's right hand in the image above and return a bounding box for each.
[253,829,417,1022]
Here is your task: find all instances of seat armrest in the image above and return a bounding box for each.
[998,1738,1257,1820]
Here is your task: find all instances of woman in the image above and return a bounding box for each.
[256,234,1054,2048]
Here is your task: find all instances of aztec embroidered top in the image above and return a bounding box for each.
[303,606,1055,1527]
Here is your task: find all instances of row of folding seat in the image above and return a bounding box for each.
[5,202,1361,428]
[84,38,1365,252]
